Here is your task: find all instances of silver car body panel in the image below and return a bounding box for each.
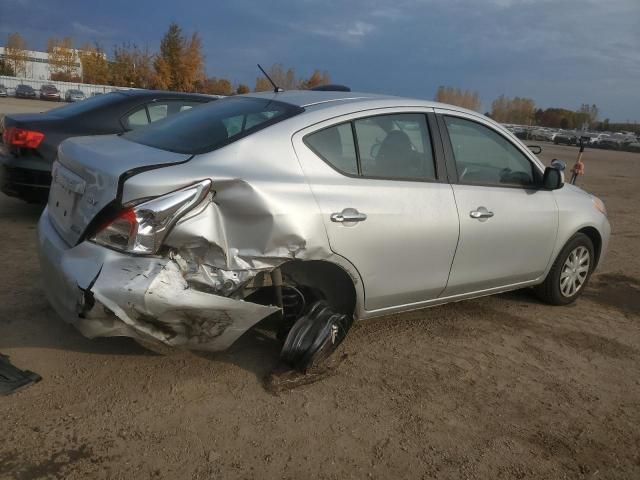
[37,91,611,350]
[291,106,459,310]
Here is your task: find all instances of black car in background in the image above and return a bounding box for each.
[15,84,36,99]
[40,84,61,101]
[0,90,217,202]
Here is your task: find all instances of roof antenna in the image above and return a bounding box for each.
[257,64,283,93]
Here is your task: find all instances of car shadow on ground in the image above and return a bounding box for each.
[194,314,285,380]
[1,199,44,221]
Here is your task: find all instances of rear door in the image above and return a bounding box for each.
[293,109,460,311]
[436,110,558,296]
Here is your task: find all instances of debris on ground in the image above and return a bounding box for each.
[0,354,41,395]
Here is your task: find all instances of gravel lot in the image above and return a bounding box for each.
[1,98,639,479]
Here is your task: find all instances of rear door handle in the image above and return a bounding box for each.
[331,208,367,223]
[470,206,494,220]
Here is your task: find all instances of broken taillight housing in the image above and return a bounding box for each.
[2,127,45,148]
[90,179,212,254]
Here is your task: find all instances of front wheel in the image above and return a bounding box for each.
[535,233,594,305]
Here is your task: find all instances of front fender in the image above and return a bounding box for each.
[542,185,611,279]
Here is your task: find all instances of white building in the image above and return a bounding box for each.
[0,47,82,81]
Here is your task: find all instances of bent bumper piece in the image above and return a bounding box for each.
[38,209,280,351]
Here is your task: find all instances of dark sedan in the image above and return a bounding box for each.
[15,84,36,99]
[40,84,61,101]
[0,90,217,202]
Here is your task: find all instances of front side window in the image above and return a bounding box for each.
[304,113,437,181]
[444,116,536,186]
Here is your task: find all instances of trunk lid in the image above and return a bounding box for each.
[48,134,191,246]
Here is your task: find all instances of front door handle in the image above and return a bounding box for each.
[470,206,494,220]
[331,208,367,223]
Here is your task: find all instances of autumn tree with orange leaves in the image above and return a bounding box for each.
[78,43,109,84]
[48,37,80,81]
[254,64,331,92]
[4,33,28,77]
[154,23,204,91]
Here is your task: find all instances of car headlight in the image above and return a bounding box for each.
[592,196,607,217]
[90,179,212,254]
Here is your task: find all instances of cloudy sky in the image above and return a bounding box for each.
[1,0,638,121]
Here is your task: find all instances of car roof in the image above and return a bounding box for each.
[244,89,480,116]
[115,89,217,101]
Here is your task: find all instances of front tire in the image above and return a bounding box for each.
[535,233,594,305]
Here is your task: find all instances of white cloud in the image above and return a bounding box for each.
[346,21,375,38]
[296,20,376,45]
[72,22,114,37]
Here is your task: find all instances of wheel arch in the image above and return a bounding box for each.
[279,258,363,318]
[577,226,602,268]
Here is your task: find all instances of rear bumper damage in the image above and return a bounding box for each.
[38,209,280,351]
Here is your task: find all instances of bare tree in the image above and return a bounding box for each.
[578,103,599,128]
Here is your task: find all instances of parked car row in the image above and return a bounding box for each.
[1,86,611,372]
[504,124,640,152]
[0,84,97,102]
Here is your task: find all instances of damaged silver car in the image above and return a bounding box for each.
[38,91,611,371]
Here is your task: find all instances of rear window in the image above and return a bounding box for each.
[48,92,125,117]
[123,97,303,154]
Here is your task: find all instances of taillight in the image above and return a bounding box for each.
[2,127,45,149]
[90,179,212,254]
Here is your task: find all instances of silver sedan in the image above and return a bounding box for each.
[37,91,610,371]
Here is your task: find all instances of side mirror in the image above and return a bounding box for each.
[543,159,565,190]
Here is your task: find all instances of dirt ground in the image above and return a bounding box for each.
[1,98,639,479]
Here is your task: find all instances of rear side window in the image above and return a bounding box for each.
[304,113,437,181]
[355,114,435,180]
[124,100,207,130]
[124,97,303,154]
[126,108,149,129]
[305,123,358,175]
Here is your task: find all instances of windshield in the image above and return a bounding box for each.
[47,92,125,117]
[123,96,303,154]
